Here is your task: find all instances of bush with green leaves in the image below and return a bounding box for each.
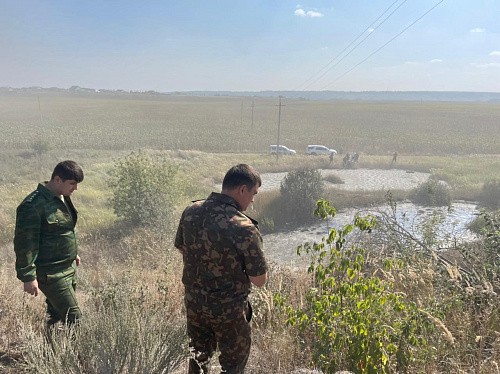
[31,139,51,155]
[108,151,180,229]
[279,168,324,224]
[481,178,500,208]
[275,199,428,374]
[473,210,500,275]
[409,177,451,207]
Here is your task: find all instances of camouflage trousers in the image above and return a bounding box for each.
[185,293,252,374]
[37,266,81,325]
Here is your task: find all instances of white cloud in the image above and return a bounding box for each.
[307,10,324,18]
[430,59,443,63]
[472,62,500,68]
[294,8,324,17]
[294,9,306,17]
[489,51,500,56]
[320,46,329,51]
[404,61,418,65]
[470,28,486,33]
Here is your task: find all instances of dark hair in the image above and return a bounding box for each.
[51,160,84,183]
[222,164,261,191]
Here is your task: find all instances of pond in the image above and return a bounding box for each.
[262,201,480,265]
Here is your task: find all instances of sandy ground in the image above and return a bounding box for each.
[258,168,431,192]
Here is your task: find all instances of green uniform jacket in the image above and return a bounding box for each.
[14,183,78,282]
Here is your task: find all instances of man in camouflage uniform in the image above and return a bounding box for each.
[14,160,84,326]
[175,164,268,374]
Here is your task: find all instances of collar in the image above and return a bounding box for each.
[207,192,243,212]
[206,192,259,226]
[37,182,59,200]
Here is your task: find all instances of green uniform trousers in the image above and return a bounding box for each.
[186,296,252,374]
[37,266,81,325]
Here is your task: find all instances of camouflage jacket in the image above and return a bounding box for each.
[175,192,268,305]
[14,182,79,282]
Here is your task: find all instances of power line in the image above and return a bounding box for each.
[301,0,410,91]
[319,0,445,90]
[293,0,407,91]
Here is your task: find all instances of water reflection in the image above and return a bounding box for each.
[263,201,479,265]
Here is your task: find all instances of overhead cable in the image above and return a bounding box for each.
[293,0,408,91]
[319,0,445,90]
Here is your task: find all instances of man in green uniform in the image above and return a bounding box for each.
[14,160,84,326]
[175,164,268,374]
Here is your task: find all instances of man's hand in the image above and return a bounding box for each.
[76,255,81,267]
[249,273,267,287]
[23,280,39,296]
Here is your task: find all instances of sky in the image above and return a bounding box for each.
[1,0,499,92]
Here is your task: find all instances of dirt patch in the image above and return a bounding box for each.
[258,168,430,192]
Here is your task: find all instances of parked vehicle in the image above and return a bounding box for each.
[270,145,296,155]
[306,145,337,156]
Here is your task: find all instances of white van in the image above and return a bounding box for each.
[270,145,296,155]
[306,145,337,156]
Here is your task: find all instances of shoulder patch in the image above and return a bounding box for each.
[25,190,39,203]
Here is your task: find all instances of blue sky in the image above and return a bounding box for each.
[1,0,499,92]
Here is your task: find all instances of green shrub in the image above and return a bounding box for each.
[409,177,452,207]
[279,168,324,224]
[276,199,428,374]
[31,139,51,155]
[476,209,500,268]
[259,217,275,234]
[481,178,500,208]
[108,151,180,229]
[323,173,344,184]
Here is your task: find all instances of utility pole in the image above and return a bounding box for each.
[251,99,255,130]
[240,100,243,127]
[38,96,43,125]
[275,96,285,160]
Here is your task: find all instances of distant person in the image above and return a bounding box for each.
[14,160,84,328]
[329,151,334,163]
[352,152,359,162]
[392,152,398,164]
[175,164,268,374]
[339,146,344,155]
[343,153,350,168]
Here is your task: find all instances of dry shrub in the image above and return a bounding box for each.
[18,282,188,374]
[249,263,312,373]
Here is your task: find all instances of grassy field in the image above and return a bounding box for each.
[1,93,500,155]
[1,93,500,373]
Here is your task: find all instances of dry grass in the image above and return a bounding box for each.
[1,95,500,156]
[2,94,500,372]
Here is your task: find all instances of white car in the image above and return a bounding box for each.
[270,145,296,155]
[306,145,337,156]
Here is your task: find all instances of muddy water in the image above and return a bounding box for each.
[263,201,479,265]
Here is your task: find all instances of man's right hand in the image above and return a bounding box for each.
[23,280,39,296]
